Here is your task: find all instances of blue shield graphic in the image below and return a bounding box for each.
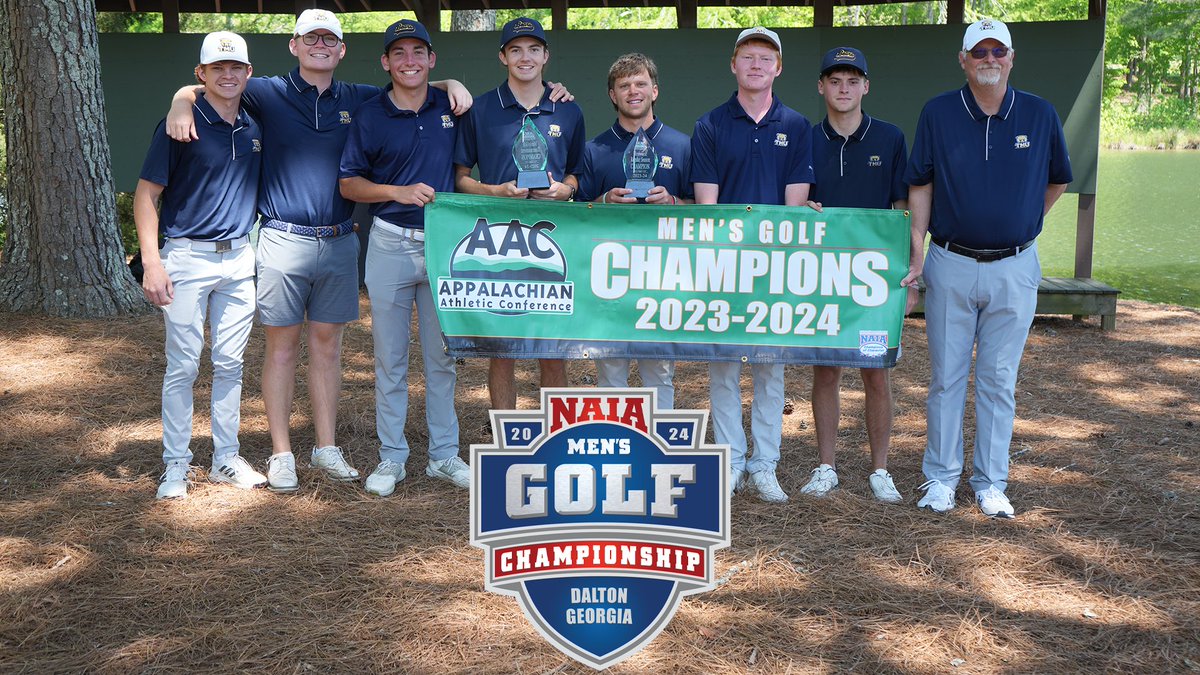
[471,389,730,670]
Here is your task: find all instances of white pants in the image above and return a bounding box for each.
[595,359,675,410]
[708,361,784,474]
[160,239,256,466]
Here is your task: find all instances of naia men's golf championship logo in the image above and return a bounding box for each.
[436,217,574,316]
[471,389,730,670]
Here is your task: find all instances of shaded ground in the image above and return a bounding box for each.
[1,299,1197,673]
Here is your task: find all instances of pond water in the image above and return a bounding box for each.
[1039,150,1200,308]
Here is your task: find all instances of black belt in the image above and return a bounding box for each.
[262,218,355,238]
[931,237,1035,262]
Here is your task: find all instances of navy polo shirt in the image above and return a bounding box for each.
[139,94,262,241]
[338,86,457,229]
[453,81,585,184]
[690,93,814,205]
[905,85,1073,248]
[810,114,908,209]
[241,69,382,227]
[577,118,693,203]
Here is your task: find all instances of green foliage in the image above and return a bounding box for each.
[115,193,139,255]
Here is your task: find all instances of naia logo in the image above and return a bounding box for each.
[436,217,573,316]
[471,389,730,670]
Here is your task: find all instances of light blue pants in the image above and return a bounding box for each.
[365,222,459,466]
[160,239,256,466]
[595,359,675,410]
[708,361,784,474]
[922,242,1040,493]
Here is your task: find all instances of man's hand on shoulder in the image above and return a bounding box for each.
[444,80,473,115]
[546,81,574,103]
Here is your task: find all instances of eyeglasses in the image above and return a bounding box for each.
[967,46,1009,59]
[300,33,340,47]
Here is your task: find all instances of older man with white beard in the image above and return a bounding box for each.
[900,19,1073,518]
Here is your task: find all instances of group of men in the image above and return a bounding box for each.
[137,11,1071,521]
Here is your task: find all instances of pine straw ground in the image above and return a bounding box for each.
[0,298,1197,675]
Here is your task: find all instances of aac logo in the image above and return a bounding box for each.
[437,217,574,316]
[471,389,730,670]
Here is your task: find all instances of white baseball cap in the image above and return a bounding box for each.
[200,31,250,65]
[735,26,782,56]
[294,8,343,40]
[962,18,1013,50]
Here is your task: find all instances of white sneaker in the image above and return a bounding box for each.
[868,469,903,504]
[729,468,746,497]
[426,455,470,489]
[310,446,360,482]
[917,480,955,513]
[156,461,190,500]
[749,469,788,503]
[975,486,1015,519]
[209,455,268,490]
[365,460,407,497]
[799,464,839,497]
[267,453,298,493]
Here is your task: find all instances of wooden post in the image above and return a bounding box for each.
[813,0,832,28]
[946,0,963,24]
[551,0,567,31]
[416,0,441,33]
[1074,193,1097,279]
[1089,0,1107,20]
[162,0,179,33]
[676,0,696,30]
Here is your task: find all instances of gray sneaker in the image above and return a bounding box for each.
[365,459,407,497]
[917,480,955,513]
[156,461,191,500]
[868,469,903,504]
[426,455,470,489]
[799,464,839,497]
[749,469,789,503]
[309,446,360,482]
[267,452,299,493]
[209,455,268,490]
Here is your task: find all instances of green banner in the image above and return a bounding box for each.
[425,194,910,367]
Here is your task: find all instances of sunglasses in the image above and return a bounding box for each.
[300,33,341,47]
[967,46,1010,59]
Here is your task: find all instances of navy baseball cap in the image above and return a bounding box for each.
[499,17,547,49]
[820,46,868,77]
[383,19,432,53]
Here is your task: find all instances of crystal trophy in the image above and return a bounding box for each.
[622,127,658,199]
[512,117,551,190]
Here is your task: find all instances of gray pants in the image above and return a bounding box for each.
[708,361,784,474]
[159,239,256,466]
[365,221,459,466]
[922,242,1040,493]
[595,359,675,410]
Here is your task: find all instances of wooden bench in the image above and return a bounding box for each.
[913,277,1120,330]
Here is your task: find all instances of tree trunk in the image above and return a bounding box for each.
[451,10,496,32]
[0,0,148,317]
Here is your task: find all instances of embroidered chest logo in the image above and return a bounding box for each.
[867,154,882,167]
[659,155,674,170]
[441,114,455,129]
[338,111,352,125]
[774,133,788,147]
[548,124,562,138]
[251,139,262,153]
[1014,134,1031,149]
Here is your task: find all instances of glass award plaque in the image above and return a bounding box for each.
[513,117,551,190]
[622,127,658,199]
